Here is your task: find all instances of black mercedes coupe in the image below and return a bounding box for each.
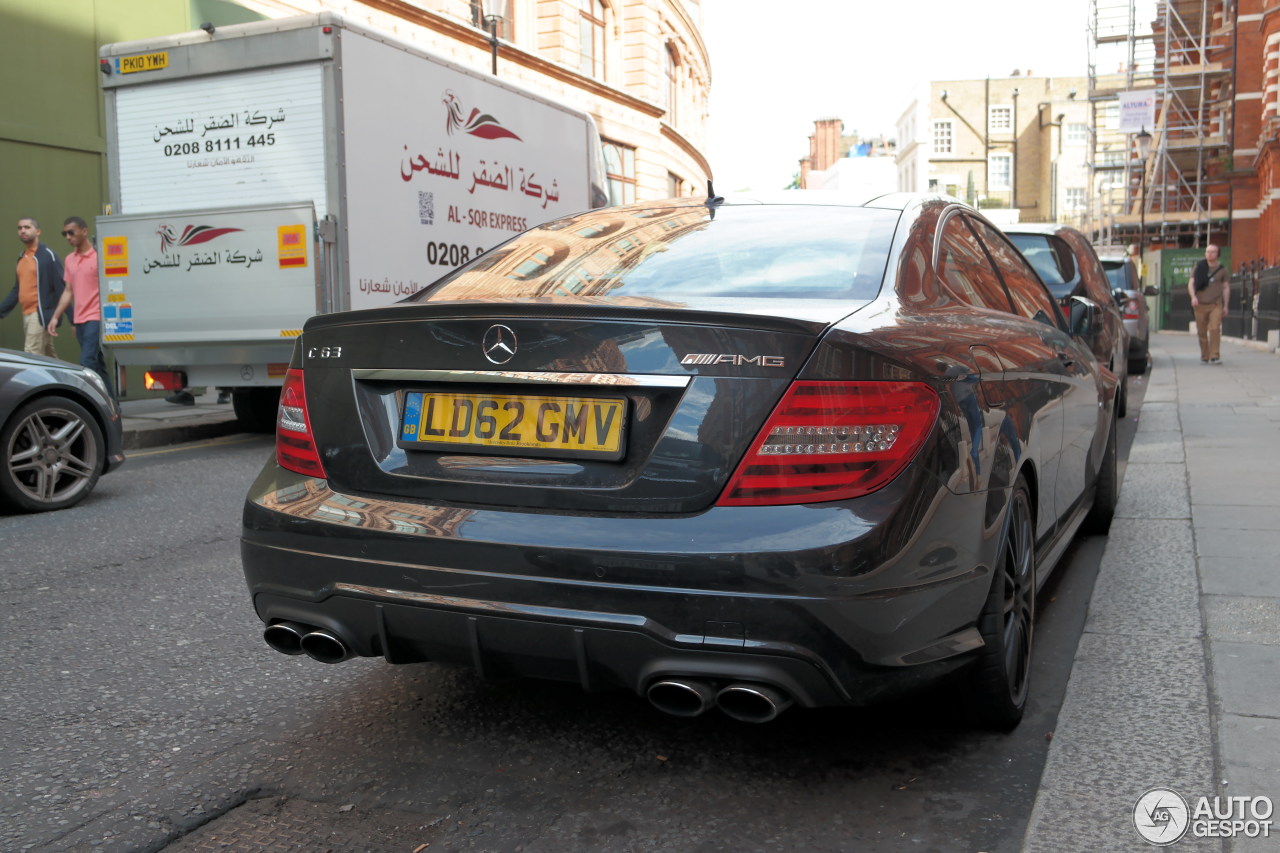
[241,192,1120,729]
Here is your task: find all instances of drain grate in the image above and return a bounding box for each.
[162,796,443,852]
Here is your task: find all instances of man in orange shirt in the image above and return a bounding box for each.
[0,218,65,356]
[48,216,112,394]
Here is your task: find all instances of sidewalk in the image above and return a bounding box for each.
[1024,331,1280,851]
[119,388,242,450]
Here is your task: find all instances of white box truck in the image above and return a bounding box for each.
[97,13,606,429]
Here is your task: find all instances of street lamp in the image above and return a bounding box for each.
[1135,127,1152,252]
[484,13,503,75]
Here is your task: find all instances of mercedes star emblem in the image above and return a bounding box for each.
[482,324,517,364]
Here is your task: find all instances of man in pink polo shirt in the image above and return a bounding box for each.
[47,216,113,394]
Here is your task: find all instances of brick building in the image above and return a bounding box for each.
[1088,0,1280,267]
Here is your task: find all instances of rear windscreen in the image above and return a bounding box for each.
[1101,261,1134,290]
[413,204,899,303]
[1005,232,1078,299]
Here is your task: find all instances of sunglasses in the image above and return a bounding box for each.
[61,229,78,237]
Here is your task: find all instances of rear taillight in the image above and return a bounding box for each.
[276,368,327,478]
[1123,297,1141,320]
[717,381,940,507]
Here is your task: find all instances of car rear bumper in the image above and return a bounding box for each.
[241,465,1001,708]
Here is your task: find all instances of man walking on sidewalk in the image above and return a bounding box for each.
[0,218,64,357]
[1188,244,1229,364]
[48,216,113,395]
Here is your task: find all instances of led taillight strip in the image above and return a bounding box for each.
[276,368,328,479]
[718,381,939,507]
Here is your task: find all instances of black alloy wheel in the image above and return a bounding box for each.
[966,475,1035,730]
[1084,411,1118,535]
[0,395,105,513]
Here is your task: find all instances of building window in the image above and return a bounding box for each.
[1102,102,1119,130]
[667,172,684,197]
[932,120,953,154]
[989,153,1012,190]
[661,44,679,124]
[1064,187,1086,210]
[579,0,606,79]
[1100,150,1125,187]
[603,140,636,205]
[989,106,1012,132]
[1065,123,1089,145]
[469,0,512,40]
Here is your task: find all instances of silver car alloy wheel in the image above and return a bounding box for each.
[6,403,100,506]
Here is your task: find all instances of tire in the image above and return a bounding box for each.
[232,387,281,433]
[1116,374,1128,419]
[1084,413,1118,535]
[0,395,106,513]
[1128,339,1149,375]
[965,474,1035,730]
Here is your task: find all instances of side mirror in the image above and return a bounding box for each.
[1112,288,1127,305]
[1143,285,1158,297]
[1069,296,1099,338]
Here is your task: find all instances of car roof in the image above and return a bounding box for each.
[711,189,964,211]
[1001,222,1079,237]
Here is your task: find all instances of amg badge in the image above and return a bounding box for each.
[680,354,786,367]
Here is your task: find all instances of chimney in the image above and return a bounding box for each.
[799,157,812,189]
[809,118,843,172]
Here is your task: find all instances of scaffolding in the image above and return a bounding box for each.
[1086,0,1234,248]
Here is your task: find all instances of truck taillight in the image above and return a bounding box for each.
[717,381,940,507]
[276,369,327,479]
[1123,297,1141,320]
[144,370,186,391]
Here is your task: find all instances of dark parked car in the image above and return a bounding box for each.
[1004,223,1131,413]
[1095,248,1156,374]
[241,193,1121,730]
[0,348,125,512]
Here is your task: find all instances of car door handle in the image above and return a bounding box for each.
[1057,351,1075,368]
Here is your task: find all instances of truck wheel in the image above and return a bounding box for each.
[232,388,281,433]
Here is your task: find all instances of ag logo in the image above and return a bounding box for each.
[1134,788,1190,845]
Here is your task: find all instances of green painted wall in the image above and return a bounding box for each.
[0,0,263,385]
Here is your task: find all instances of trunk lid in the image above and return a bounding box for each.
[300,300,851,513]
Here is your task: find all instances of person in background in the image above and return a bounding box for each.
[0,217,64,356]
[48,216,113,394]
[1188,243,1229,364]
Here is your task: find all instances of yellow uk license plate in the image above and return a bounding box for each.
[400,391,627,460]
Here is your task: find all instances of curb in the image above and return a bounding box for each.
[122,417,243,450]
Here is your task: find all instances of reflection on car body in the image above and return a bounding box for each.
[241,192,1120,730]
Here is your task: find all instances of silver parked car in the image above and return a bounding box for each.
[1095,248,1157,375]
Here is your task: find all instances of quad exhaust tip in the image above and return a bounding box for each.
[647,679,717,717]
[263,621,353,664]
[647,678,794,723]
[262,621,308,656]
[716,682,793,724]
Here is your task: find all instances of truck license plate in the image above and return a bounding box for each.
[400,391,626,460]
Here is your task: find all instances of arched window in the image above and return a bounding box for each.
[662,43,679,124]
[579,0,606,79]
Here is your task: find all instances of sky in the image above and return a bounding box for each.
[700,0,1094,192]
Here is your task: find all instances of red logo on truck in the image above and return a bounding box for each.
[157,224,243,253]
[443,90,522,141]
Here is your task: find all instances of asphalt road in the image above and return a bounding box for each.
[0,372,1147,853]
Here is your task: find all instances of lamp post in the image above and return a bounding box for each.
[1135,127,1152,252]
[484,14,503,75]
